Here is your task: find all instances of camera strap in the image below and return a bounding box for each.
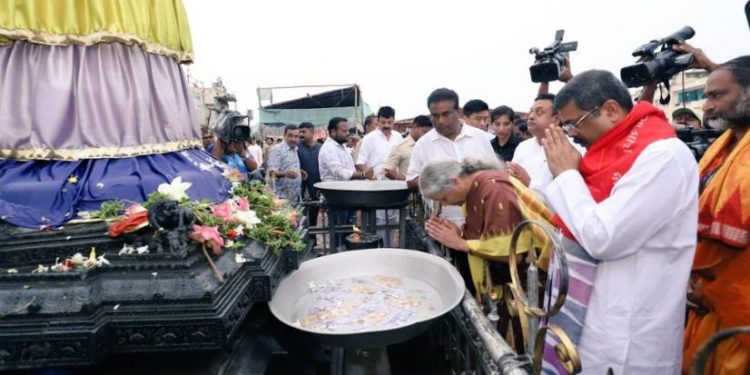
[658,81,672,105]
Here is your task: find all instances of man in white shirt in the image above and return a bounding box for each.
[318,117,374,247]
[407,88,498,297]
[356,106,403,178]
[407,89,497,227]
[541,70,697,375]
[245,137,263,167]
[356,106,403,243]
[510,93,585,203]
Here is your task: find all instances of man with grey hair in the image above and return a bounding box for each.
[540,69,697,374]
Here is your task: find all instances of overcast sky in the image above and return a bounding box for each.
[182,0,749,121]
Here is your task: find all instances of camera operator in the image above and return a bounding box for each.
[637,41,717,104]
[212,137,258,173]
[537,56,574,96]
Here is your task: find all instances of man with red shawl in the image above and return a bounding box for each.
[541,70,698,374]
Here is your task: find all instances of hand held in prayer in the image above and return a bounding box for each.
[542,127,581,177]
[425,217,467,251]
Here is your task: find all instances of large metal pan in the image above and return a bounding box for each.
[314,180,410,208]
[269,248,465,348]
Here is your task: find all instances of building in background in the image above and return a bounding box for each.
[257,84,371,140]
[632,70,709,121]
[189,77,231,127]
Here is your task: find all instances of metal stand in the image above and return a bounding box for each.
[360,207,407,248]
[313,203,407,254]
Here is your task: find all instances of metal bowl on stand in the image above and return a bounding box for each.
[314,180,410,209]
[269,248,464,348]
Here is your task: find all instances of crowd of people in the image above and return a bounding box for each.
[199,42,750,374]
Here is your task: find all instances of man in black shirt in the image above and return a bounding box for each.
[297,122,322,227]
[490,105,523,162]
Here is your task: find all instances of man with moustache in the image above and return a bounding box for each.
[407,88,496,292]
[356,106,403,244]
[267,124,302,204]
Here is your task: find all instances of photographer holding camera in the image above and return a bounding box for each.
[208,110,258,174]
[211,137,258,173]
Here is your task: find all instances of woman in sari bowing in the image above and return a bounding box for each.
[420,157,553,344]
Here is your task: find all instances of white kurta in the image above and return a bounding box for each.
[544,138,698,375]
[356,128,404,178]
[407,125,495,226]
[512,136,585,206]
[356,129,404,224]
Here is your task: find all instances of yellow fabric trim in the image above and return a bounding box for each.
[467,254,506,296]
[468,254,486,295]
[0,0,193,63]
[0,140,203,161]
[466,230,534,257]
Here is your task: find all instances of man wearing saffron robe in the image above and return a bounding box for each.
[682,56,750,375]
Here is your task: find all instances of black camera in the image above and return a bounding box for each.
[529,30,578,83]
[208,110,250,142]
[620,26,695,88]
[676,127,725,160]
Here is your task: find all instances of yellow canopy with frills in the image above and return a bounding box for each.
[0,0,193,63]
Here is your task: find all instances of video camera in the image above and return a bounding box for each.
[675,127,725,160]
[620,26,695,88]
[208,109,250,142]
[528,30,578,83]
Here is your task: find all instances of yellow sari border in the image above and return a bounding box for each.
[0,140,203,161]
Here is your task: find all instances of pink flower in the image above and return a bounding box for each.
[211,202,234,222]
[287,211,299,227]
[236,197,250,211]
[189,224,225,255]
[124,204,146,216]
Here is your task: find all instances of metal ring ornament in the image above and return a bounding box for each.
[508,220,569,318]
[533,324,582,374]
[691,326,750,375]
